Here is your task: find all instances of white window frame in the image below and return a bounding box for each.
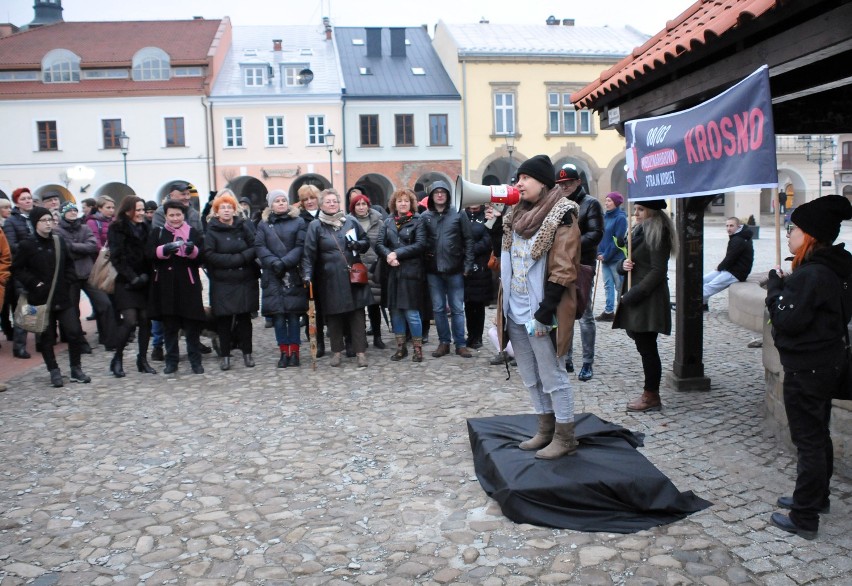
[42,49,81,83]
[224,117,244,148]
[547,89,594,135]
[266,116,286,147]
[282,64,309,88]
[132,47,171,81]
[306,115,326,146]
[493,91,515,136]
[244,66,266,87]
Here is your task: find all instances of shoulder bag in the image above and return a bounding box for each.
[14,235,61,333]
[87,245,117,294]
[331,225,368,285]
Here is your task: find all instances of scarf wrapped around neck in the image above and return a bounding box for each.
[318,210,346,229]
[506,186,568,240]
[394,212,413,231]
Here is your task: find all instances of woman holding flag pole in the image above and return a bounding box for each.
[613,199,677,412]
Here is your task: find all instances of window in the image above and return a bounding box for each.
[37,121,58,151]
[548,91,593,135]
[429,114,448,146]
[244,67,265,87]
[165,117,185,147]
[395,114,414,146]
[843,141,851,170]
[360,115,379,147]
[224,117,243,148]
[173,66,203,77]
[282,64,309,87]
[82,69,128,80]
[102,119,122,149]
[307,115,325,145]
[132,47,170,81]
[266,116,285,147]
[494,92,515,135]
[42,49,80,83]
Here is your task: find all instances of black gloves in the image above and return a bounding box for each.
[162,241,181,255]
[766,269,784,302]
[345,238,358,251]
[533,281,565,325]
[184,241,195,255]
[129,274,149,289]
[272,260,285,277]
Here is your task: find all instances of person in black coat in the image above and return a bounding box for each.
[765,195,852,540]
[463,205,493,349]
[205,190,260,371]
[147,201,206,375]
[11,206,91,387]
[255,189,308,368]
[302,189,372,368]
[4,187,36,359]
[702,217,754,307]
[375,189,428,361]
[108,196,155,377]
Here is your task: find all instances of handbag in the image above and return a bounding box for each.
[13,235,61,334]
[487,251,500,273]
[87,245,117,294]
[331,225,368,285]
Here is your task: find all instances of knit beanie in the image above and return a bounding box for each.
[349,193,370,214]
[606,192,624,207]
[29,206,52,226]
[791,194,852,244]
[516,155,555,189]
[60,201,78,216]
[267,189,288,208]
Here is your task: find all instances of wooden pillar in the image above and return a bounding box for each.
[666,196,712,391]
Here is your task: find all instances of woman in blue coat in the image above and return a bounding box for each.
[205,190,260,370]
[596,192,628,321]
[255,190,308,368]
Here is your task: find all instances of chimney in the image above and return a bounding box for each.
[390,27,405,58]
[562,19,575,26]
[273,39,282,51]
[366,27,382,58]
[323,16,332,41]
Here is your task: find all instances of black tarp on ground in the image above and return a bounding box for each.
[467,413,712,532]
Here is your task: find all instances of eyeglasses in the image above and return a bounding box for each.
[38,217,55,224]
[786,224,798,236]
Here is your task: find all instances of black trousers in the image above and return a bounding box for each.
[70,279,116,348]
[782,363,841,531]
[216,313,253,356]
[628,331,661,392]
[465,301,485,344]
[163,316,202,368]
[40,306,85,371]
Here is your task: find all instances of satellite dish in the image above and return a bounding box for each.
[297,68,314,85]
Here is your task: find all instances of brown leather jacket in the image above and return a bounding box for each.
[497,200,582,356]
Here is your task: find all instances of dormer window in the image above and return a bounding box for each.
[132,47,170,81]
[42,49,80,83]
[281,63,309,87]
[243,65,268,87]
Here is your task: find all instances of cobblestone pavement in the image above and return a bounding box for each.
[1,215,850,585]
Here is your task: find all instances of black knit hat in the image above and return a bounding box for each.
[791,194,852,244]
[636,199,667,210]
[516,155,555,189]
[29,206,52,226]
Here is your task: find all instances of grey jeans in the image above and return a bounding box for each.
[566,276,596,364]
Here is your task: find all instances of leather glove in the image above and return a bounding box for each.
[129,274,149,289]
[162,241,181,255]
[533,281,565,326]
[619,288,643,308]
[345,238,358,251]
[272,260,286,277]
[765,269,784,303]
[183,240,195,255]
[303,278,312,288]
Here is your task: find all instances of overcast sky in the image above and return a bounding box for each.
[3,0,696,36]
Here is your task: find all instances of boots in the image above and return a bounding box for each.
[412,337,423,363]
[535,422,577,459]
[330,352,342,367]
[49,368,64,388]
[315,330,325,358]
[110,352,126,378]
[12,327,30,359]
[70,365,91,384]
[373,334,386,349]
[519,413,555,451]
[356,352,368,369]
[277,344,288,368]
[137,355,157,374]
[390,335,408,361]
[288,344,300,367]
[220,356,231,371]
[627,391,662,412]
[244,353,255,368]
[432,343,450,358]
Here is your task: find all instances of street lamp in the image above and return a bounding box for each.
[800,135,836,198]
[504,134,516,183]
[118,131,130,184]
[324,128,335,188]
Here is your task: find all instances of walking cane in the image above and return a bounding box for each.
[591,258,601,309]
[308,282,318,371]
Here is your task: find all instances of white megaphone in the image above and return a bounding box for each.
[453,176,520,213]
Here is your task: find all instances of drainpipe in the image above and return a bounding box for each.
[341,96,348,191]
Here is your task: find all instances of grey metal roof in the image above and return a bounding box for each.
[440,22,649,59]
[210,25,342,99]
[334,27,459,100]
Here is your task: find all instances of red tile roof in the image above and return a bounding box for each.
[572,0,779,109]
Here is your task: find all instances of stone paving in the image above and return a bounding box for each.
[1,215,850,585]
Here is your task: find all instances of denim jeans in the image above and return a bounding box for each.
[566,276,595,364]
[391,308,422,338]
[151,319,164,348]
[273,313,301,346]
[427,272,466,347]
[507,319,574,423]
[602,259,623,313]
[702,270,738,303]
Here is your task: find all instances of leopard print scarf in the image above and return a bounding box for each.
[503,198,578,260]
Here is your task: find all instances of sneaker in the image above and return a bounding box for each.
[150,346,164,361]
[595,311,615,322]
[578,363,593,381]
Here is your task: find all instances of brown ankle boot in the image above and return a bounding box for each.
[535,422,577,459]
[627,391,662,412]
[390,335,408,361]
[412,337,423,362]
[519,413,555,450]
[432,342,450,358]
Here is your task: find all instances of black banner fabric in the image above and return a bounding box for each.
[467,413,712,533]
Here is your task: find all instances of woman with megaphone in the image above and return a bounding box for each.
[496,154,583,459]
